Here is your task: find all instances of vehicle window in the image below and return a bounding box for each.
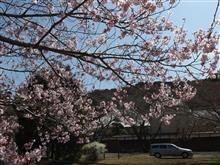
[151,145,159,149]
[167,145,176,149]
[160,145,167,149]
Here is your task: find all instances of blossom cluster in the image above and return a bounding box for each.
[0,65,101,164]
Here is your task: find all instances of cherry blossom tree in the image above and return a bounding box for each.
[0,0,219,164]
[0,64,104,164]
[92,80,196,145]
[0,78,45,164]
[0,0,219,82]
[16,64,99,143]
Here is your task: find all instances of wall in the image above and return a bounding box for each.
[102,136,220,153]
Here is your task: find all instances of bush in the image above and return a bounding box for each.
[80,142,107,161]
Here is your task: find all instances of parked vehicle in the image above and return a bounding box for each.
[149,143,193,158]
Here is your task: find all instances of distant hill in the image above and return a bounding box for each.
[90,78,220,134]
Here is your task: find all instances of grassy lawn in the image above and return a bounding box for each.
[93,152,220,165]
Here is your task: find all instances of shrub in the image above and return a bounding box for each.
[80,142,107,161]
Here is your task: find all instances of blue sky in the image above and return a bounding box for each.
[171,0,219,33]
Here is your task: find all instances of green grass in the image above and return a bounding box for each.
[42,152,220,165]
[93,152,220,165]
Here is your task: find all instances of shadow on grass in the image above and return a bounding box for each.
[41,160,220,165]
[159,157,192,159]
[40,160,119,165]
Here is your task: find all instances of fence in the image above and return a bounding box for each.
[100,132,220,152]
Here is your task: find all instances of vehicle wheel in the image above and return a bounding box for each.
[182,152,189,159]
[154,153,161,158]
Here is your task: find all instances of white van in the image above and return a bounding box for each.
[149,143,193,158]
